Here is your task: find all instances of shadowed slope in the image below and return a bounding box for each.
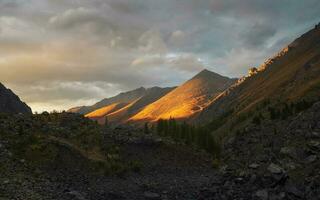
[0,83,32,114]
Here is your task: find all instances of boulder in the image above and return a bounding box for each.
[249,163,260,169]
[267,163,284,174]
[255,189,268,200]
[144,191,160,200]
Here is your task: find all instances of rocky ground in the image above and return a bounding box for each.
[221,101,320,200]
[0,103,319,199]
[0,127,217,200]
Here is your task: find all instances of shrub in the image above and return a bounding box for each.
[252,115,261,125]
[129,160,142,173]
[212,158,221,169]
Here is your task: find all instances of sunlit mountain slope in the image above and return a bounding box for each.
[68,87,148,115]
[129,69,236,122]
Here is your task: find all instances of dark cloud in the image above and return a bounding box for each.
[0,0,319,111]
[241,23,277,48]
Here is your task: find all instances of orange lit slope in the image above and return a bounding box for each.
[106,87,175,124]
[129,69,236,122]
[84,87,175,125]
[68,87,147,115]
[85,102,128,119]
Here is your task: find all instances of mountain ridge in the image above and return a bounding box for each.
[194,23,320,125]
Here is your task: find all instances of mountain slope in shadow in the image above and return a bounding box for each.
[0,83,32,114]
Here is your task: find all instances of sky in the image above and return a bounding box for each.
[0,0,319,112]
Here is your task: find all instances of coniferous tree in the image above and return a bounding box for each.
[268,106,277,119]
[157,119,163,135]
[144,122,149,135]
[104,116,109,128]
[252,115,261,125]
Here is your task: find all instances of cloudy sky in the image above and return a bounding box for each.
[0,0,319,112]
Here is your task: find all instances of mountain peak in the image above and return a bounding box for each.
[196,69,213,76]
[191,69,232,83]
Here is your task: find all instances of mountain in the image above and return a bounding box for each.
[0,83,32,114]
[68,87,148,115]
[195,23,320,125]
[75,86,175,124]
[85,102,129,124]
[105,87,175,124]
[129,69,236,122]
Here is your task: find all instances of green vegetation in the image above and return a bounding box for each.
[104,116,109,127]
[0,112,140,176]
[267,99,315,120]
[207,109,234,131]
[156,118,221,158]
[144,122,150,135]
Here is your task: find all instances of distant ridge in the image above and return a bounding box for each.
[68,87,148,115]
[70,86,175,125]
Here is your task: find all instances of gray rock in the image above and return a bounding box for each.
[144,192,160,200]
[269,192,286,200]
[66,191,87,200]
[268,163,284,174]
[285,162,296,170]
[255,189,268,200]
[285,184,303,198]
[249,174,257,184]
[249,163,260,169]
[309,141,320,150]
[280,147,297,158]
[307,131,320,138]
[305,155,317,163]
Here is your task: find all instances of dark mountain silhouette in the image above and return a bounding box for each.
[0,83,32,114]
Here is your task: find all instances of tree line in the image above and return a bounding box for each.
[155,118,221,158]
